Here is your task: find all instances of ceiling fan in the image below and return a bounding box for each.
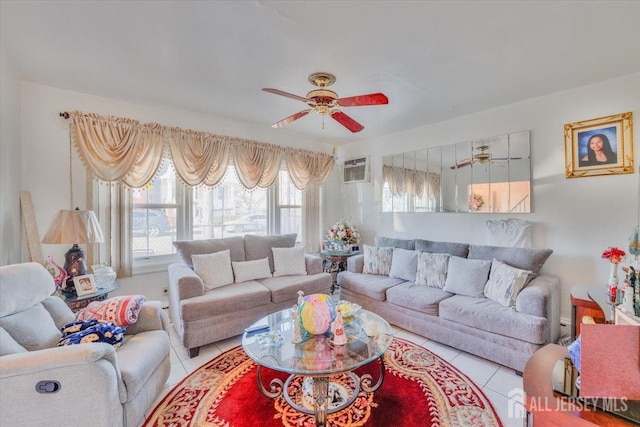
[450,145,519,169]
[262,72,388,133]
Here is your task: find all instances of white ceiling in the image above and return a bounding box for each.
[2,1,640,145]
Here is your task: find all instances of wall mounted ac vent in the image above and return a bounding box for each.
[343,156,370,183]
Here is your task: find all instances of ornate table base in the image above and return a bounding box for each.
[256,355,386,427]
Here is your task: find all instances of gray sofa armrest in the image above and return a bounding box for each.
[124,301,170,336]
[347,254,364,273]
[305,254,323,275]
[168,262,205,300]
[515,274,560,343]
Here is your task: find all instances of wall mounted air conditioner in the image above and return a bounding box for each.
[343,156,370,184]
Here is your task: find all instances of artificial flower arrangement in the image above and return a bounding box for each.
[602,246,626,264]
[327,219,360,246]
[468,193,484,211]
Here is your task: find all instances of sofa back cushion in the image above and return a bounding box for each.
[0,262,56,317]
[174,236,245,268]
[388,248,418,282]
[467,244,552,276]
[415,240,469,258]
[244,234,297,272]
[415,252,450,288]
[375,237,417,250]
[191,249,235,289]
[0,303,62,351]
[442,256,491,297]
[362,245,394,275]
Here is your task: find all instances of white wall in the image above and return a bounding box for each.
[19,82,332,301]
[327,73,640,325]
[0,46,22,265]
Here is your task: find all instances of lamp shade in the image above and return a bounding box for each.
[42,209,104,244]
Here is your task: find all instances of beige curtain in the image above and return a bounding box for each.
[383,164,440,199]
[69,110,335,190]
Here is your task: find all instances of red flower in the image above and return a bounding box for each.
[601,246,626,264]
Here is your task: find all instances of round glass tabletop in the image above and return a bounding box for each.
[242,307,393,376]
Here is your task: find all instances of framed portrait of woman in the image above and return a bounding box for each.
[564,112,633,178]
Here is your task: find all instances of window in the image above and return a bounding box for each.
[132,161,303,270]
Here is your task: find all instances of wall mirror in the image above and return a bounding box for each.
[382,130,530,213]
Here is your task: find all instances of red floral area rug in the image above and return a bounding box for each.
[144,338,502,427]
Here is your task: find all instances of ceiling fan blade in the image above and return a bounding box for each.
[450,158,473,169]
[331,110,364,133]
[337,92,389,107]
[271,109,312,128]
[262,88,309,103]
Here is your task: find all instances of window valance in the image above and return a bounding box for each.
[67,111,335,190]
[382,164,440,198]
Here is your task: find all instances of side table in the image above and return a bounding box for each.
[570,284,606,340]
[60,280,120,312]
[319,251,361,294]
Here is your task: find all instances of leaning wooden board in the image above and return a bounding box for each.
[20,191,44,264]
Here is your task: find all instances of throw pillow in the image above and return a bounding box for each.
[232,257,272,282]
[388,248,418,282]
[442,256,491,297]
[191,249,234,290]
[362,245,394,275]
[272,246,307,277]
[76,295,147,328]
[415,251,450,288]
[58,320,125,349]
[484,258,532,307]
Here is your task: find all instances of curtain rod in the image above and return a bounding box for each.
[60,112,70,119]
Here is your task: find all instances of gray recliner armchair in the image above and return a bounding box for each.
[0,262,171,427]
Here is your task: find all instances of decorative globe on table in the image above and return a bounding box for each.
[298,294,336,335]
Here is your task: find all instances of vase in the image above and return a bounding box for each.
[608,262,619,287]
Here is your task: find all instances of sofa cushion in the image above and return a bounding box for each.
[388,248,418,282]
[232,257,272,283]
[272,246,307,277]
[415,240,469,258]
[467,244,552,276]
[439,295,547,344]
[116,329,171,401]
[442,256,491,297]
[415,252,450,288]
[484,259,532,307]
[362,245,393,275]
[386,282,453,315]
[244,233,297,272]
[76,295,147,327]
[174,236,245,268]
[181,281,271,320]
[191,249,234,289]
[0,303,62,351]
[375,237,417,250]
[337,271,405,301]
[259,274,330,304]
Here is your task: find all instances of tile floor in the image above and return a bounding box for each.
[147,310,526,427]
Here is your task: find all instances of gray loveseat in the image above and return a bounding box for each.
[337,237,560,372]
[168,233,332,357]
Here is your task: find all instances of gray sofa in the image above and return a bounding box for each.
[0,262,171,427]
[168,233,332,357]
[337,237,560,372]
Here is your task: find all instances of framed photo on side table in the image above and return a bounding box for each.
[564,112,633,178]
[73,274,97,296]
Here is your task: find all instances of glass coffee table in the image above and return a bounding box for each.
[241,306,392,427]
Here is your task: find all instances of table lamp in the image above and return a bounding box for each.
[42,207,104,295]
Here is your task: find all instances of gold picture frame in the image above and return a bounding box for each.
[564,112,633,178]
